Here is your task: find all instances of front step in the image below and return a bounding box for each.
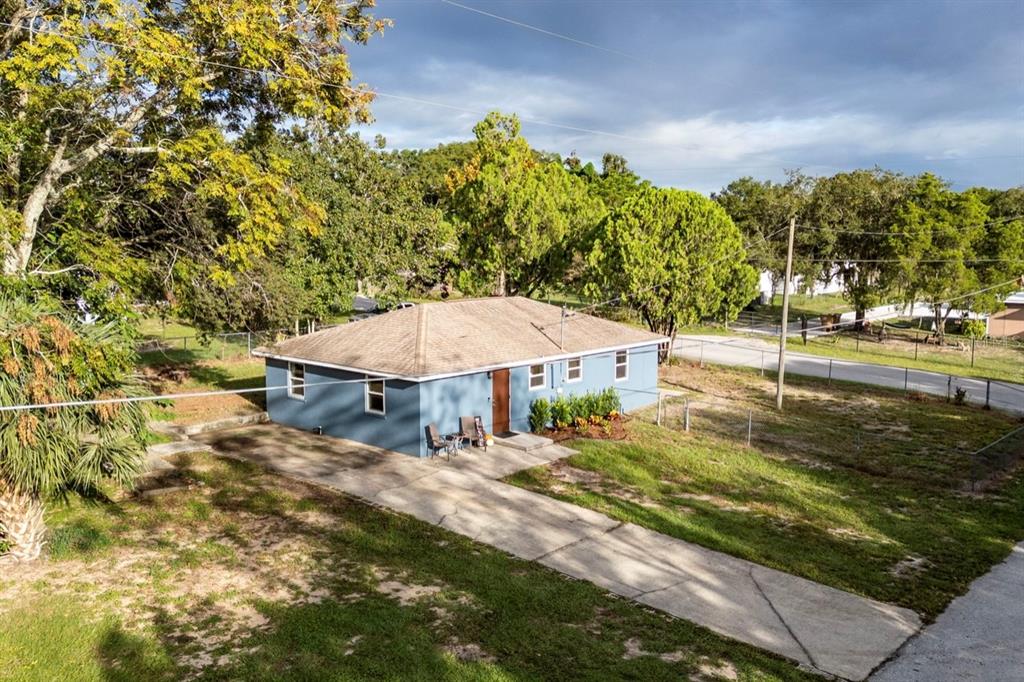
[492,432,554,452]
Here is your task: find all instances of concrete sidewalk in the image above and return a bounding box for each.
[872,542,1024,681]
[195,424,920,680]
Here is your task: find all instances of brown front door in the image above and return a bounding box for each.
[491,368,510,434]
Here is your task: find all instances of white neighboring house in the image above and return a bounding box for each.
[757,270,843,302]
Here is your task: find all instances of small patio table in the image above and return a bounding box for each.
[444,433,465,456]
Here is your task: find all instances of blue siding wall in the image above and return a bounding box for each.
[265,359,421,456]
[508,344,661,432]
[264,342,661,456]
[417,372,492,457]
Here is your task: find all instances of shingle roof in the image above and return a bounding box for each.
[255,297,666,379]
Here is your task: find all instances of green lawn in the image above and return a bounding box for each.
[787,328,1024,384]
[143,359,266,425]
[507,365,1024,620]
[0,453,811,682]
[758,292,851,320]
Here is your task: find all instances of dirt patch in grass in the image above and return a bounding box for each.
[547,460,664,509]
[548,460,606,486]
[1,450,822,682]
[142,359,266,425]
[622,637,688,663]
[695,658,739,681]
[443,639,497,663]
[0,466,357,678]
[372,569,444,606]
[889,555,932,579]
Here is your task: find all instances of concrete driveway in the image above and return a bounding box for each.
[194,424,920,680]
[674,335,1024,414]
[871,542,1024,681]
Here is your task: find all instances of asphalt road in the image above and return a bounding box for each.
[871,542,1024,681]
[673,335,1024,415]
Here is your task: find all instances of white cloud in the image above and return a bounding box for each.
[356,58,1023,193]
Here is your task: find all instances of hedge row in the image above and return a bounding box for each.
[529,388,622,432]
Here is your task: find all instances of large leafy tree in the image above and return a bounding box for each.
[1,0,388,281]
[807,169,913,326]
[586,186,757,358]
[966,187,1024,315]
[282,133,455,308]
[446,112,605,296]
[386,141,478,208]
[713,172,814,297]
[891,174,990,341]
[0,294,147,562]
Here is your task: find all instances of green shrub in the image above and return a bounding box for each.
[529,398,552,433]
[596,388,622,416]
[549,389,623,430]
[551,397,573,428]
[961,319,986,339]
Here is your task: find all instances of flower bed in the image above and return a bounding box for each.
[529,388,626,441]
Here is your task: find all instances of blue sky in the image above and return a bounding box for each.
[348,0,1023,194]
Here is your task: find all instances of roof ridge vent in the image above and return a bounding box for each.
[414,304,428,376]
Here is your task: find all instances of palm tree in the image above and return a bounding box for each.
[0,294,148,562]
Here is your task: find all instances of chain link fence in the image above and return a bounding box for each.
[704,313,1024,385]
[675,336,1024,414]
[647,391,1022,491]
[969,425,1024,492]
[137,324,340,363]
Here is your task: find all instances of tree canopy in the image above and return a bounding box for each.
[806,169,912,324]
[445,112,605,296]
[1,0,388,284]
[713,172,815,295]
[585,186,757,356]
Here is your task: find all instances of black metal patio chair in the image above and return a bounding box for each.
[425,423,449,460]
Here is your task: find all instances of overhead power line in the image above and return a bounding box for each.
[0,376,379,414]
[439,0,648,63]
[636,155,1024,173]
[810,258,1022,264]
[0,20,690,148]
[539,220,796,332]
[796,215,1024,236]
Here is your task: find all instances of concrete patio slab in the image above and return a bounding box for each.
[493,432,553,452]
[193,423,922,680]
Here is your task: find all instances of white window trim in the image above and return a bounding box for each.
[287,362,306,400]
[528,363,546,391]
[365,377,386,415]
[566,356,583,383]
[614,350,629,382]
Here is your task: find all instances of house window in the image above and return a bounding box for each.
[287,363,305,399]
[566,357,583,383]
[528,364,546,390]
[365,378,386,415]
[614,350,628,381]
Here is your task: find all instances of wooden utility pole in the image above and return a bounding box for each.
[776,216,796,410]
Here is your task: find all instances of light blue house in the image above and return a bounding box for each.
[254,297,666,457]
